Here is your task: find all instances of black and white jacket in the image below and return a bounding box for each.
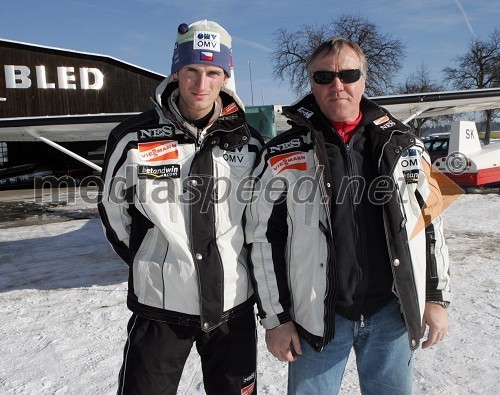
[98,75,262,331]
[245,95,451,351]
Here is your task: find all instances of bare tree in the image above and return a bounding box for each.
[442,29,500,143]
[396,63,452,137]
[271,14,406,98]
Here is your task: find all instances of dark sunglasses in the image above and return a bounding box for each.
[311,69,362,85]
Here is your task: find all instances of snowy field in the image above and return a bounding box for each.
[0,190,499,394]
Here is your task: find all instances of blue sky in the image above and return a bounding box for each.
[1,0,499,106]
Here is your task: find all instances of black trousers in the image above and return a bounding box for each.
[117,308,257,395]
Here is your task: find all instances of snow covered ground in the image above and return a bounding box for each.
[0,190,499,394]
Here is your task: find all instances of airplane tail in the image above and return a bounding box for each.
[448,121,482,156]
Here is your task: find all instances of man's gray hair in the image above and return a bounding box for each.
[306,37,367,77]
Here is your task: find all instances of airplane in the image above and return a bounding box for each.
[1,38,500,188]
[363,90,500,189]
[429,120,499,188]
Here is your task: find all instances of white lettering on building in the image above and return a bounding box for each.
[3,65,104,90]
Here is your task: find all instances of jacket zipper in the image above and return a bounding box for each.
[378,136,421,349]
[315,151,336,351]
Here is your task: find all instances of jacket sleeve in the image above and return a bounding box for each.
[417,148,452,304]
[97,126,134,265]
[245,148,293,329]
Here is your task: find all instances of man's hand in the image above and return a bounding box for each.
[421,302,449,349]
[265,321,302,362]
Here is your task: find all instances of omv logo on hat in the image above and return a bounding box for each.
[193,31,221,52]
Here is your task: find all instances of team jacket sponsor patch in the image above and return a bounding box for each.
[138,164,180,179]
[138,140,179,162]
[241,382,254,395]
[221,102,238,117]
[297,107,314,119]
[373,115,389,125]
[137,125,175,139]
[241,372,255,395]
[401,147,423,184]
[268,137,305,154]
[269,151,307,175]
[223,146,249,167]
[373,115,396,129]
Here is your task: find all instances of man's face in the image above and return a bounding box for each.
[309,48,366,122]
[175,64,228,121]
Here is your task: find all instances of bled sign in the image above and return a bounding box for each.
[193,31,221,52]
[3,65,104,90]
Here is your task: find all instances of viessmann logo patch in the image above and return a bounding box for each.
[269,151,308,175]
[138,140,178,162]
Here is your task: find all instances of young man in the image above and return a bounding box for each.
[246,38,451,394]
[98,20,262,395]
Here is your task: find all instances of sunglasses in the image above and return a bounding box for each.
[311,69,362,85]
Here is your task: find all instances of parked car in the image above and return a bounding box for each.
[423,135,449,162]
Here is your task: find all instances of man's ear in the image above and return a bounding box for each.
[172,72,178,80]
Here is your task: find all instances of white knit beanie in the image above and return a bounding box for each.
[171,20,232,77]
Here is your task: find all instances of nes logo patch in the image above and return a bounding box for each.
[138,140,178,162]
[269,151,307,175]
[138,165,180,179]
[138,125,174,139]
[193,31,221,52]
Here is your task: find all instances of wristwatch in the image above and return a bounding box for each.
[429,300,450,309]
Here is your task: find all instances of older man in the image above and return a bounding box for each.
[246,37,450,394]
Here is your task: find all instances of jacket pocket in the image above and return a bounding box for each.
[133,227,169,308]
[288,221,328,337]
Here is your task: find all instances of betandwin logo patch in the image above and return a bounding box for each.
[138,165,180,179]
[269,151,308,175]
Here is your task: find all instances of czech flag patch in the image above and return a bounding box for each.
[200,51,214,61]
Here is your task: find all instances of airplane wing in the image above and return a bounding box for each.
[371,88,500,124]
[0,114,136,142]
